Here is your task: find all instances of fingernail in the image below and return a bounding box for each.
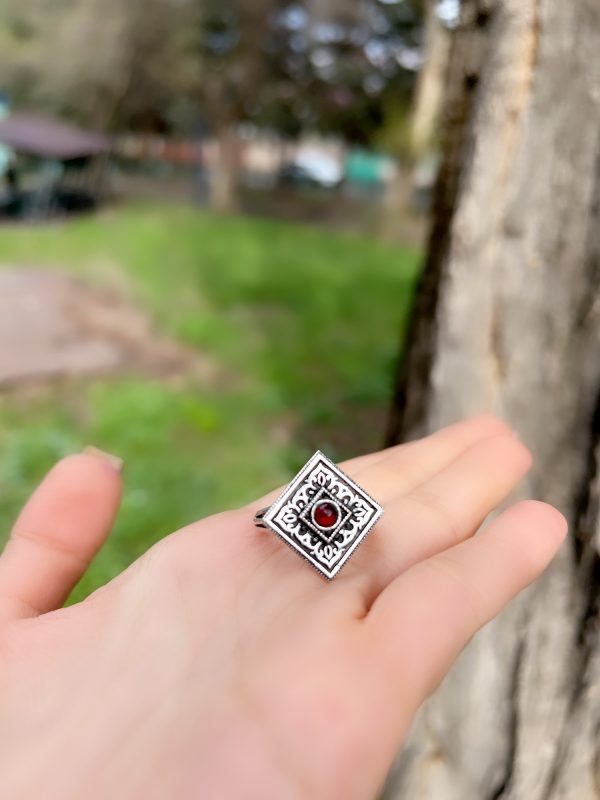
[83,446,124,474]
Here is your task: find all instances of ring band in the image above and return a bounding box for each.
[253,508,268,528]
[253,450,383,580]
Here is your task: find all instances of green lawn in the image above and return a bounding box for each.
[0,204,420,599]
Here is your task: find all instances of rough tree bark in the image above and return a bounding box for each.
[385,1,600,798]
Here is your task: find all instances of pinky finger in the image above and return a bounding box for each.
[367,500,568,703]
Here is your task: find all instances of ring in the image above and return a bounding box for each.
[254,450,383,580]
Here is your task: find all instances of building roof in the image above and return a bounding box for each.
[0,113,109,159]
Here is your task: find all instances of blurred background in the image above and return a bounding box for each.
[0,0,453,598]
[3,3,600,796]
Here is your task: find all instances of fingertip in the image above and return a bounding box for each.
[483,500,568,583]
[465,413,513,438]
[457,416,531,468]
[83,446,124,474]
[18,451,123,539]
[509,435,533,471]
[51,451,123,494]
[478,432,533,475]
[512,499,569,545]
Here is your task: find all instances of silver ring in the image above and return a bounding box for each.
[254,451,383,580]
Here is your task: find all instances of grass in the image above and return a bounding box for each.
[0,203,420,599]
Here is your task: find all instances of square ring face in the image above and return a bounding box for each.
[262,451,383,580]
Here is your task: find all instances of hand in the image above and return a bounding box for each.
[0,416,566,800]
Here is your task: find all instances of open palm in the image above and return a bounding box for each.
[0,416,566,800]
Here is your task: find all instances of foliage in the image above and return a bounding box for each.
[0,0,193,129]
[0,204,420,599]
[0,0,424,144]
[186,0,425,145]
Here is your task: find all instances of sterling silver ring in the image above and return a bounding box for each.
[254,451,383,580]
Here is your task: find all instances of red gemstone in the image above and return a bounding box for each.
[313,501,339,529]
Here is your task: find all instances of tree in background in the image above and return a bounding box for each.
[192,0,425,210]
[190,0,280,212]
[409,0,452,156]
[0,0,192,130]
[0,0,62,103]
[378,0,454,239]
[298,0,422,144]
[0,0,426,212]
[385,1,600,797]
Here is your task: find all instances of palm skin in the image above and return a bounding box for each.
[0,416,566,800]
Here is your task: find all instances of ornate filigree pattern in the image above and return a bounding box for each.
[262,451,383,579]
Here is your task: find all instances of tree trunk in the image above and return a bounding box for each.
[212,123,239,214]
[385,1,600,798]
[379,2,451,242]
[410,0,451,157]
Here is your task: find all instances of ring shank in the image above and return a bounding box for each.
[253,507,269,528]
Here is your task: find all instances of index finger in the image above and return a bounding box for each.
[366,500,567,703]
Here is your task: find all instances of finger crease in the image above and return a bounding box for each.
[10,529,91,571]
[426,555,489,630]
[407,490,462,545]
[0,588,43,618]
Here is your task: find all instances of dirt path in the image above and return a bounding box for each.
[0,268,213,387]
